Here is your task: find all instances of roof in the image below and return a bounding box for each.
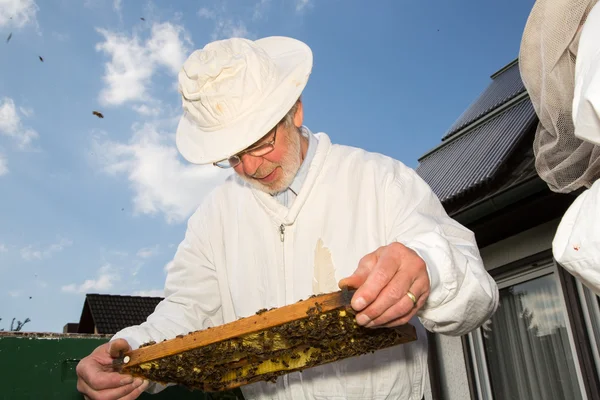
[416,97,537,203]
[443,129,539,217]
[77,294,164,334]
[443,60,525,139]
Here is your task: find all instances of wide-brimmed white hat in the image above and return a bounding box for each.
[175,36,313,165]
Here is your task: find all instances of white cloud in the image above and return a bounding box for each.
[212,19,250,40]
[19,106,33,118]
[0,243,7,252]
[295,0,313,12]
[0,97,39,149]
[132,289,164,297]
[253,0,271,21]
[146,22,191,72]
[197,7,215,19]
[92,122,230,224]
[61,264,118,294]
[0,0,39,29]
[113,0,122,12]
[8,290,20,297]
[0,154,7,176]
[137,245,159,259]
[197,6,253,40]
[132,104,162,116]
[20,237,73,261]
[95,31,152,106]
[95,22,192,107]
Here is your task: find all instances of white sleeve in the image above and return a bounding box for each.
[111,206,223,393]
[386,164,499,336]
[553,180,600,296]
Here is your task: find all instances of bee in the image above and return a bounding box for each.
[315,302,323,313]
[92,111,104,119]
[6,33,12,43]
[39,56,44,62]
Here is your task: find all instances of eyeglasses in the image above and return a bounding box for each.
[213,125,278,168]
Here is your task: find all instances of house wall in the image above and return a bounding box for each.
[479,218,560,272]
[426,218,561,400]
[424,334,471,400]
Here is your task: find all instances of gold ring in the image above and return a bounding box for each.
[406,291,417,306]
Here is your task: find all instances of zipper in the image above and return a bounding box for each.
[279,222,288,389]
[279,224,286,242]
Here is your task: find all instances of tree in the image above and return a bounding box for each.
[0,317,31,332]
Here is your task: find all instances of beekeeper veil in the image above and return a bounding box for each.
[519,0,600,193]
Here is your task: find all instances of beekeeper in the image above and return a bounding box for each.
[520,0,600,296]
[552,2,600,296]
[76,36,499,400]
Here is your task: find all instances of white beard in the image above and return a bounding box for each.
[239,128,303,195]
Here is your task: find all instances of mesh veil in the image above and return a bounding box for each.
[519,0,600,193]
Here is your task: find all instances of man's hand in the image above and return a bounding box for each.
[76,338,149,400]
[338,242,430,328]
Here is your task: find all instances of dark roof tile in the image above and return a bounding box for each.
[416,98,537,203]
[443,61,525,139]
[82,293,163,334]
[443,133,538,217]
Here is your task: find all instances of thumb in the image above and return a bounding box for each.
[338,271,367,290]
[338,253,377,290]
[108,338,131,359]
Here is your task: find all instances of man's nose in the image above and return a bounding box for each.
[240,153,263,176]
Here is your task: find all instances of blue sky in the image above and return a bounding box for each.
[0,0,535,333]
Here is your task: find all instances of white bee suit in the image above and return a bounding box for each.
[113,132,498,399]
[553,2,600,296]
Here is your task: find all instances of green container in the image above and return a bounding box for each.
[0,333,243,400]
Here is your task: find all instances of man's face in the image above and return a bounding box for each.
[233,124,303,195]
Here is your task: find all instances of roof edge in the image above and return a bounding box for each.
[418,92,531,162]
[450,176,546,225]
[0,332,112,339]
[85,293,164,299]
[76,298,95,334]
[490,58,519,79]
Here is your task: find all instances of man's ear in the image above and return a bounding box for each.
[293,100,304,128]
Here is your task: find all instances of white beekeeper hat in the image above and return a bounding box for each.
[175,36,313,165]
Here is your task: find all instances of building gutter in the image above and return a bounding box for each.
[449,175,548,225]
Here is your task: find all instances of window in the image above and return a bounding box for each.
[468,259,588,400]
[576,281,600,381]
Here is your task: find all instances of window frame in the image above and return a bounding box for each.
[465,251,596,400]
[576,280,600,380]
[555,264,600,399]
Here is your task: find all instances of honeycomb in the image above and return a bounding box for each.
[117,292,416,392]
